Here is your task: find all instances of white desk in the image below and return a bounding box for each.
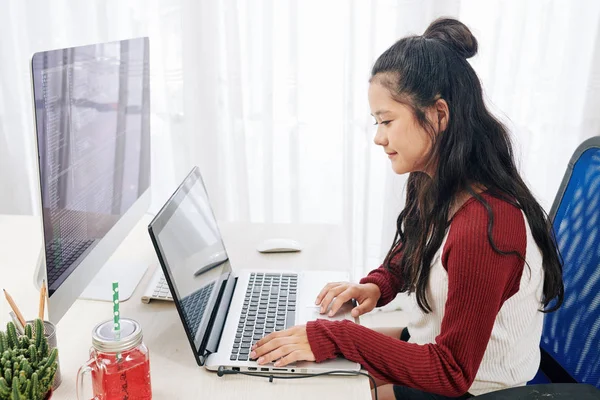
[0,214,370,399]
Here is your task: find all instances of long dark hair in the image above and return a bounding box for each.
[374,18,564,313]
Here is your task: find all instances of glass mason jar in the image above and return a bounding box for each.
[77,318,152,400]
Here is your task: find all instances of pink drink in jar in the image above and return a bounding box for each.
[77,319,152,399]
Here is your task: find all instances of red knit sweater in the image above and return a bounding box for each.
[306,194,529,397]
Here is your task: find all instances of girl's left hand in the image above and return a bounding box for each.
[250,325,315,367]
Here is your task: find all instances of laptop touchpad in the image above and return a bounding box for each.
[302,305,352,323]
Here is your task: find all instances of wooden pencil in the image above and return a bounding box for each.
[3,289,27,327]
[39,280,47,320]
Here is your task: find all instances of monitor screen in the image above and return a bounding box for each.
[149,168,231,353]
[32,38,150,294]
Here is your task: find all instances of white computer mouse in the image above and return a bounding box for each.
[256,238,303,253]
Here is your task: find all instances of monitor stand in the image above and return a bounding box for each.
[79,260,149,302]
[33,247,149,302]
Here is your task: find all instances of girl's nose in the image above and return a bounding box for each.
[373,128,388,147]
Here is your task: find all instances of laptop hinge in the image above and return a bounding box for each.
[199,274,238,357]
[199,353,208,366]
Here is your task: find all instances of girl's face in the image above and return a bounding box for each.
[368,81,442,176]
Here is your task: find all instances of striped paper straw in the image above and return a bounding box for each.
[112,281,121,361]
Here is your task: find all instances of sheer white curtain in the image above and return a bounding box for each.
[461,0,600,211]
[0,0,183,216]
[1,0,599,282]
[179,0,461,281]
[177,0,600,280]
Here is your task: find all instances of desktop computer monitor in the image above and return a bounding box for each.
[30,37,151,323]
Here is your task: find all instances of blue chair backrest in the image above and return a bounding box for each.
[541,136,600,387]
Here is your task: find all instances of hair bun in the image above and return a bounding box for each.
[423,18,478,59]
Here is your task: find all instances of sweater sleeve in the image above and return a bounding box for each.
[307,197,526,397]
[359,249,404,307]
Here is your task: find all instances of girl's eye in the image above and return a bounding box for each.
[372,120,392,126]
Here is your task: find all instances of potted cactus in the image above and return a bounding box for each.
[0,319,58,400]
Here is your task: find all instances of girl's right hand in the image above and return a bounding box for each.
[315,282,381,318]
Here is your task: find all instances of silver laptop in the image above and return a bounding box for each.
[148,166,360,374]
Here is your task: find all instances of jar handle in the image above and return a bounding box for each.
[76,358,96,400]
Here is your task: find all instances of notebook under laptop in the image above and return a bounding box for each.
[148,166,361,374]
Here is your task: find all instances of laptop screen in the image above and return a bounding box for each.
[149,167,231,354]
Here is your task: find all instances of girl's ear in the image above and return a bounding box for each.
[434,99,450,132]
[435,98,449,133]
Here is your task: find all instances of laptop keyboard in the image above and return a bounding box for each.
[230,273,298,361]
[181,281,216,338]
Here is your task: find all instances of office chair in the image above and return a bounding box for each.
[477,136,600,399]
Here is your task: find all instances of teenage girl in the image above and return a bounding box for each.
[250,17,564,400]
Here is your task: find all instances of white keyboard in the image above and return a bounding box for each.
[141,268,173,303]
